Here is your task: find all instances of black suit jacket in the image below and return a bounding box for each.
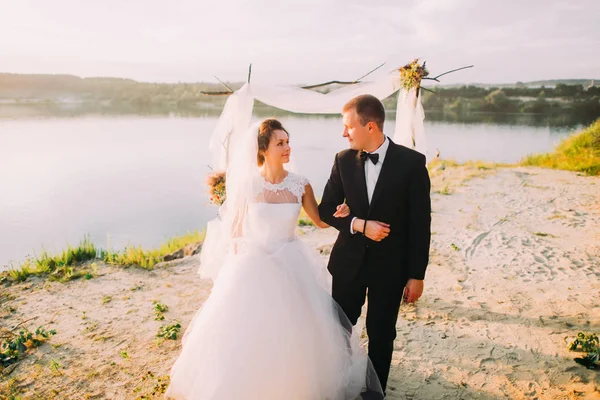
[318,138,431,284]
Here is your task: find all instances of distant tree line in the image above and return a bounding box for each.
[417,84,600,121]
[0,74,235,110]
[1,74,599,123]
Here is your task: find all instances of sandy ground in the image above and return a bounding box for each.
[1,166,599,399]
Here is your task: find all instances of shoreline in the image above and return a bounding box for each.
[1,165,599,399]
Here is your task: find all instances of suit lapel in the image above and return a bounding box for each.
[368,139,397,214]
[354,151,369,216]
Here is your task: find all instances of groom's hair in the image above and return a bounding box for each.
[343,95,385,131]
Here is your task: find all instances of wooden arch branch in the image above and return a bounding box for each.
[200,62,387,95]
[199,62,474,96]
[300,62,387,89]
[414,64,474,96]
[422,65,474,82]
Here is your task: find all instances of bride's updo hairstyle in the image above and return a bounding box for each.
[257,118,289,166]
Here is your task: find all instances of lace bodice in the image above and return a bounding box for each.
[243,172,309,249]
[254,172,309,204]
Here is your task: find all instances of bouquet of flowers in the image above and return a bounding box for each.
[398,59,429,92]
[206,171,226,206]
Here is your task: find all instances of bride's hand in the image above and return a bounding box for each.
[333,203,350,218]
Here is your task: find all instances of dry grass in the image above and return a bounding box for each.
[520,118,600,175]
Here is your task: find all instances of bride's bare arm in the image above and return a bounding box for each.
[302,184,349,229]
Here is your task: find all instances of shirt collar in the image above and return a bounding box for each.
[369,136,389,163]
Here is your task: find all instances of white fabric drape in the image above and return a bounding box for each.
[394,88,427,156]
[209,72,427,171]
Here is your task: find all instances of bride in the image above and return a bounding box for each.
[165,119,382,400]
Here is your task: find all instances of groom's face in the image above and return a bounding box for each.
[342,109,370,151]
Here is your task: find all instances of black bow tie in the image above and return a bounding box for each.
[360,151,379,165]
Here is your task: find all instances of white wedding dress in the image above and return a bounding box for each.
[166,172,381,400]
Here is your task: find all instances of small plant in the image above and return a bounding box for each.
[568,332,599,369]
[82,322,98,334]
[451,243,460,251]
[141,370,155,381]
[152,375,170,396]
[136,373,170,399]
[439,185,452,195]
[102,295,112,305]
[49,358,61,374]
[1,326,56,367]
[157,323,181,340]
[153,301,168,313]
[153,301,168,321]
[120,350,129,359]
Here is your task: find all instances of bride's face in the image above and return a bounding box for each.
[263,130,291,165]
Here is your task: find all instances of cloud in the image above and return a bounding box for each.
[0,0,598,83]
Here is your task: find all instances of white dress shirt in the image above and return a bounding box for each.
[350,136,389,234]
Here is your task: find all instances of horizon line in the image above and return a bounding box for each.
[1,71,598,87]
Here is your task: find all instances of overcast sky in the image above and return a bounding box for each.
[1,0,598,85]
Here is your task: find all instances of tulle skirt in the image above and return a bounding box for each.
[165,237,381,400]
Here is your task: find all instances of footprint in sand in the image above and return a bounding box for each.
[479,357,499,370]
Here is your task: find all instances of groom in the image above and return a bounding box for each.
[319,94,431,396]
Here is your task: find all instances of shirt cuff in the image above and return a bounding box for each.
[350,217,357,234]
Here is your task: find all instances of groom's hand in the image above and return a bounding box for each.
[403,279,424,303]
[355,220,390,241]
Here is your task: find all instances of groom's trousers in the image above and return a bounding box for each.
[332,258,408,392]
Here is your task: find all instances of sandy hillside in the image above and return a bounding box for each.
[1,166,599,399]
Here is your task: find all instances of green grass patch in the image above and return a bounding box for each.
[297,202,316,227]
[1,231,205,284]
[2,236,97,283]
[101,230,203,270]
[520,118,600,175]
